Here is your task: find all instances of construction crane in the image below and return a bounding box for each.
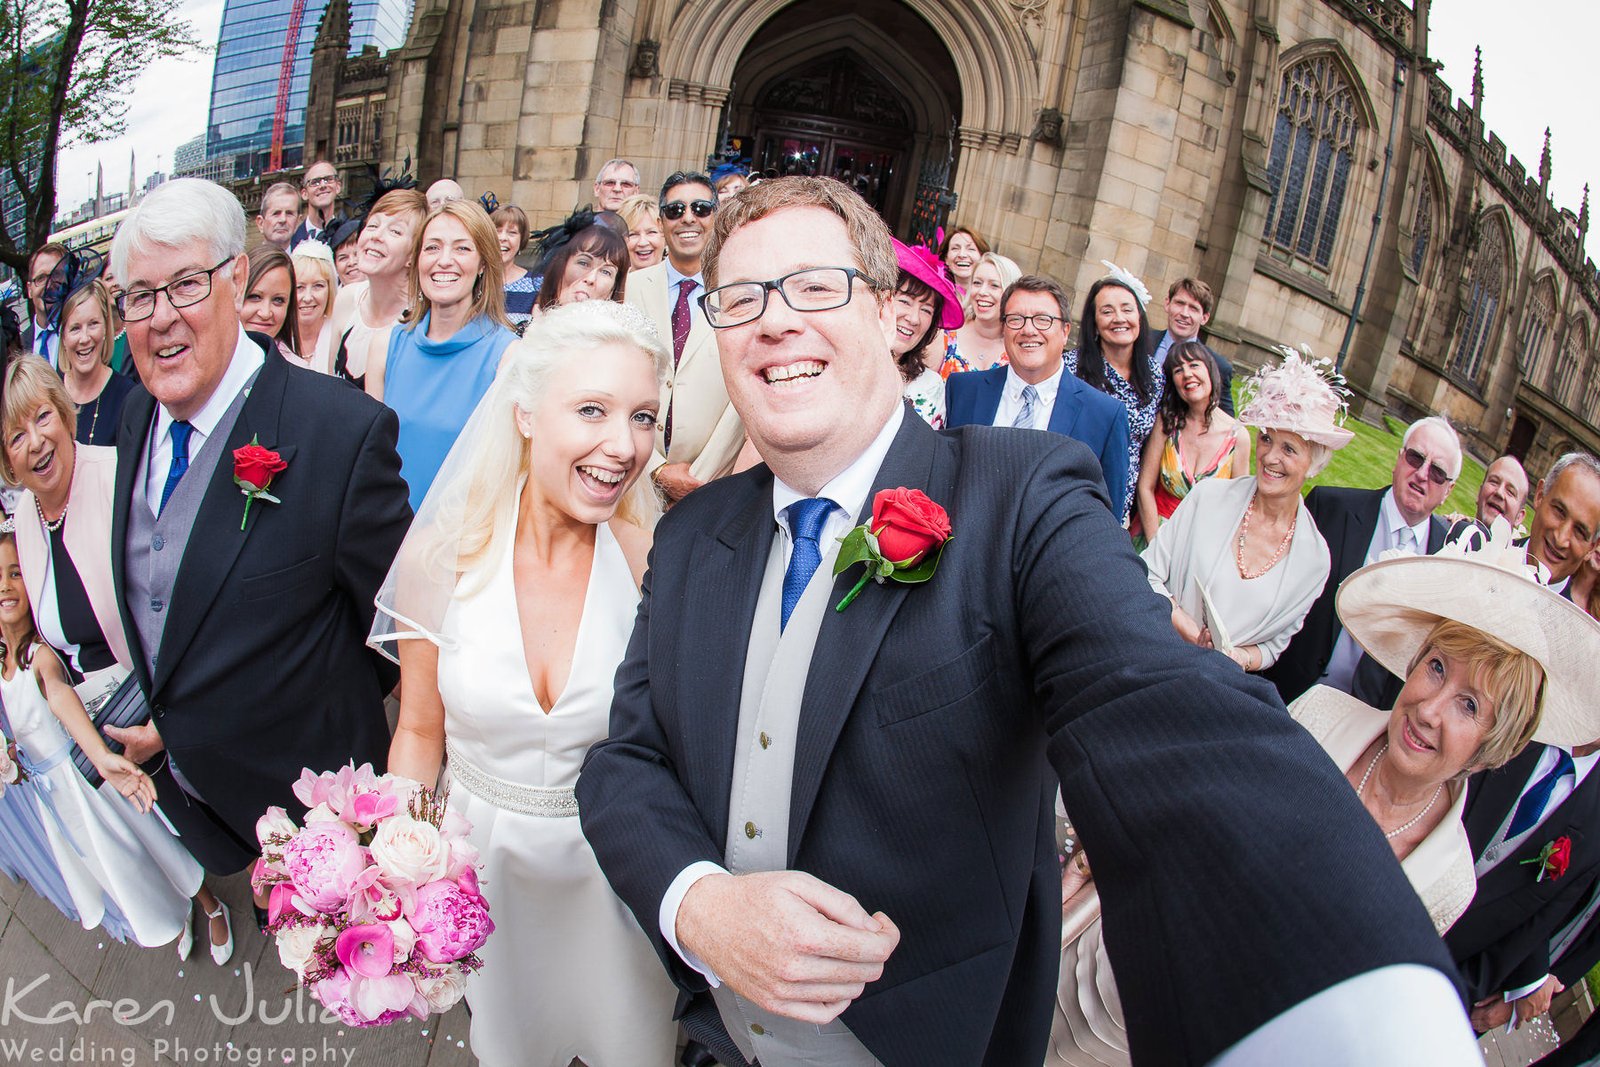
[268,0,311,173]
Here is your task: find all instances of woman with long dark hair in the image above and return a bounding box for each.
[534,224,629,313]
[1066,264,1162,524]
[1132,340,1250,549]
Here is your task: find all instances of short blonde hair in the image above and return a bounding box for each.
[405,200,511,330]
[702,176,896,292]
[59,280,115,369]
[1,356,77,484]
[617,194,659,234]
[1405,618,1545,773]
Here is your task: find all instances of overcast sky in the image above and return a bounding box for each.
[54,0,1598,229]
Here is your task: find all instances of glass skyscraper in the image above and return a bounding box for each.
[206,0,413,178]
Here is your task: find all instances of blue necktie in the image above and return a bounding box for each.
[160,420,195,515]
[781,498,835,631]
[1507,749,1576,839]
[1013,384,1040,429]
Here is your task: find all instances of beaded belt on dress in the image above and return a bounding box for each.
[444,739,578,818]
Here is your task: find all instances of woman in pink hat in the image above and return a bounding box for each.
[890,238,964,429]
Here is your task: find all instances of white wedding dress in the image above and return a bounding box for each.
[0,649,201,946]
[435,521,677,1067]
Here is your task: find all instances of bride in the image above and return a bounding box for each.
[374,300,678,1066]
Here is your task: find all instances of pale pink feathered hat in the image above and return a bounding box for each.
[1237,343,1355,449]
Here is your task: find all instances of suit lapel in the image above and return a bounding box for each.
[787,416,949,857]
[1464,746,1542,854]
[1426,514,1448,554]
[1335,489,1385,582]
[113,386,157,695]
[154,351,292,692]
[680,471,774,846]
[1048,376,1084,437]
[971,368,1004,426]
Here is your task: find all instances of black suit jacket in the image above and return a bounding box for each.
[578,415,1458,1066]
[1447,745,1600,1000]
[111,338,411,871]
[1263,486,1447,705]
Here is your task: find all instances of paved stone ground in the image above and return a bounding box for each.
[0,869,478,1067]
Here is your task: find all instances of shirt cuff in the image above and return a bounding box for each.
[1503,975,1551,1002]
[659,860,729,987]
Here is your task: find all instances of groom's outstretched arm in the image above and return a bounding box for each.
[1005,437,1468,1064]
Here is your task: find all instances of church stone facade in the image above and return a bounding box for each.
[304,0,1600,474]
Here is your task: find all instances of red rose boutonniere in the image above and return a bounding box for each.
[832,487,952,613]
[232,436,287,530]
[1522,836,1573,883]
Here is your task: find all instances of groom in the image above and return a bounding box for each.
[578,178,1475,1066]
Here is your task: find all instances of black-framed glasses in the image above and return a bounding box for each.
[661,199,715,221]
[1002,313,1062,331]
[1402,447,1453,486]
[116,257,235,322]
[700,267,865,329]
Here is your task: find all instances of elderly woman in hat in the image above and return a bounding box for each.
[1049,523,1593,1066]
[1143,346,1353,672]
[889,238,964,429]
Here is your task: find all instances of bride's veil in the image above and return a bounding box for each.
[368,300,669,663]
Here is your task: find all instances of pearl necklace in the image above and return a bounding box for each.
[1358,743,1444,840]
[35,496,67,534]
[1235,492,1297,579]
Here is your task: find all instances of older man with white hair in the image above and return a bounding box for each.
[1264,414,1462,708]
[106,178,411,880]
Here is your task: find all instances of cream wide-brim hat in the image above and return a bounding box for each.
[1335,554,1600,749]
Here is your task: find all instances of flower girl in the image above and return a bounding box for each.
[0,527,230,956]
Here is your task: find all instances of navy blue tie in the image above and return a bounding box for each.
[160,420,195,515]
[1508,749,1576,840]
[781,498,835,631]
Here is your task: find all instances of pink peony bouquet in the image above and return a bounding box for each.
[253,762,491,1027]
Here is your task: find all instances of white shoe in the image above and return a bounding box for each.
[176,904,195,961]
[206,902,234,966]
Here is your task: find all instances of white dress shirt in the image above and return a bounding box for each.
[1320,489,1430,693]
[32,315,57,369]
[658,406,905,984]
[142,328,265,514]
[993,364,1063,430]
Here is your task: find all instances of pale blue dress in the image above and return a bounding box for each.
[385,313,515,510]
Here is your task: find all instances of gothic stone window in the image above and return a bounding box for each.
[1409,177,1432,277]
[1554,319,1589,409]
[1450,220,1506,384]
[1584,354,1600,421]
[1519,279,1557,387]
[1263,56,1363,270]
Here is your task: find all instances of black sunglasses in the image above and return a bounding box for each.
[661,199,715,221]
[1402,447,1453,486]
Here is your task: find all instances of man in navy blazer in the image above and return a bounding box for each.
[944,274,1129,512]
[578,177,1474,1067]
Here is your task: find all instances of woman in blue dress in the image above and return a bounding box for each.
[367,200,518,510]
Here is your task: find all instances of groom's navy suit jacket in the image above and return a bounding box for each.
[944,364,1130,515]
[579,413,1457,1066]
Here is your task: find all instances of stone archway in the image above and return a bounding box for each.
[726,5,959,235]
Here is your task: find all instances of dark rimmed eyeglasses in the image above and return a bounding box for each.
[700,267,865,329]
[116,257,235,322]
[1402,447,1454,486]
[1002,313,1062,331]
[661,199,715,221]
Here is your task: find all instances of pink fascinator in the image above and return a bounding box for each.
[893,238,965,329]
[1237,343,1355,449]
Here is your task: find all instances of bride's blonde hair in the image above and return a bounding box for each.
[421,301,669,593]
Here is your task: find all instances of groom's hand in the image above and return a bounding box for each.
[677,870,900,1023]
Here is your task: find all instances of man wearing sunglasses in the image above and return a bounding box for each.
[625,171,746,504]
[1264,415,1462,707]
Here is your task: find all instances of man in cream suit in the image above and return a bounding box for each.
[626,171,745,503]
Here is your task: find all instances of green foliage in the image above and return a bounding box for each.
[0,0,199,271]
